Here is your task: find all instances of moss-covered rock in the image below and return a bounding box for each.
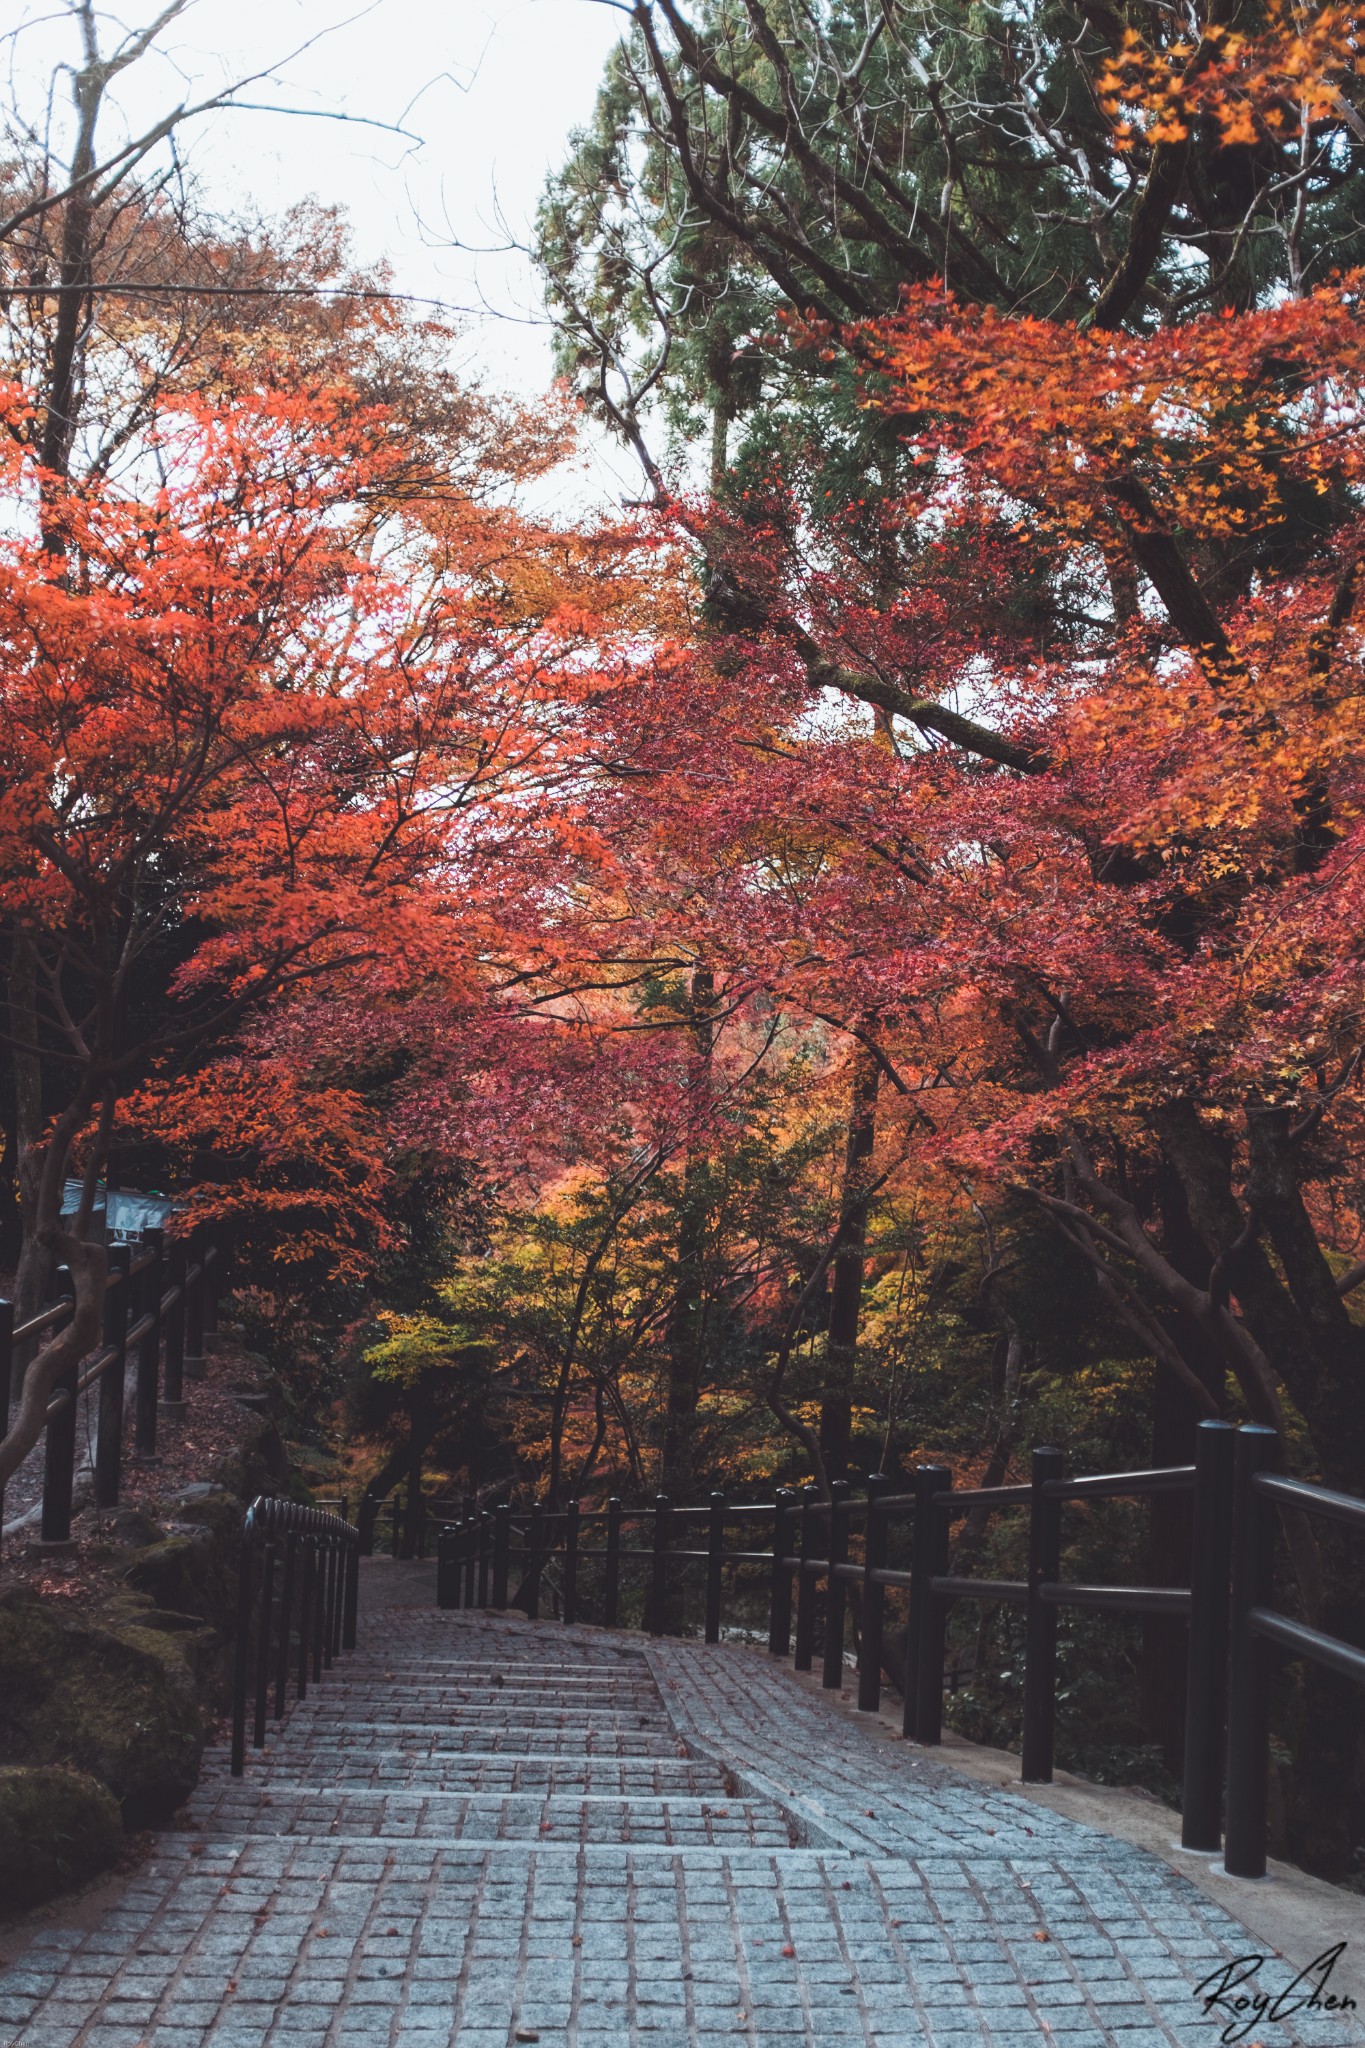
[0,1588,203,1826]
[103,1593,223,1687]
[122,1534,218,1615]
[0,1766,121,1913]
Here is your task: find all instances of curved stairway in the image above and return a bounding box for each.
[1,1558,1359,2048]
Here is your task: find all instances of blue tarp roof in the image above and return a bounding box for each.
[60,1181,179,1243]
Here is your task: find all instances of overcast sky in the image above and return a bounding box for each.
[9,0,636,496]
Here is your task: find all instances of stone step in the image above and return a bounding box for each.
[186,1783,797,1847]
[198,1758,731,1795]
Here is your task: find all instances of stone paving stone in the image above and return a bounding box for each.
[1,1592,1360,2047]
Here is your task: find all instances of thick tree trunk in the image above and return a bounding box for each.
[661,968,715,1499]
[9,934,48,1379]
[357,1395,442,1556]
[1154,1097,1365,1874]
[820,1047,879,1482]
[1142,1171,1227,1771]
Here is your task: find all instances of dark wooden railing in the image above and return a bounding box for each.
[1223,1424,1365,1877]
[0,1222,229,1553]
[433,1419,1365,1880]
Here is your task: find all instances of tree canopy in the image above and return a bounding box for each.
[4,0,1365,1881]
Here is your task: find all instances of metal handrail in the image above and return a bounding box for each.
[231,1494,360,1777]
[433,1423,1248,1863]
[1224,1430,1365,1878]
[1255,1469,1365,1532]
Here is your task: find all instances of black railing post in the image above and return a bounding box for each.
[1022,1445,1064,1783]
[311,1540,326,1682]
[297,1539,315,1698]
[705,1491,726,1644]
[768,1488,795,1657]
[493,1503,511,1609]
[226,1500,355,1778]
[604,1496,622,1627]
[342,1531,359,1651]
[231,1513,256,1776]
[40,1269,78,1546]
[914,1467,952,1745]
[822,1479,852,1689]
[477,1510,491,1609]
[334,1535,346,1655]
[463,1514,477,1608]
[1182,1419,1237,1852]
[0,1299,12,1544]
[135,1236,163,1453]
[794,1485,818,1672]
[437,1526,457,1609]
[564,1501,580,1625]
[527,1502,544,1621]
[253,1537,276,1748]
[904,1463,946,1740]
[275,1532,297,1716]
[649,1493,671,1635]
[455,1514,469,1608]
[858,1472,891,1712]
[184,1226,206,1379]
[95,1248,130,1509]
[1224,1424,1280,1879]
[320,1538,337,1669]
[331,1533,345,1658]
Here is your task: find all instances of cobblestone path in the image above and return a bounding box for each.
[1,1563,1359,2048]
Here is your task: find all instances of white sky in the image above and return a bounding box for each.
[7,0,640,503]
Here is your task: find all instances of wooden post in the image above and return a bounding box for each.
[40,1270,78,1545]
[564,1501,580,1625]
[94,1248,130,1508]
[705,1491,726,1644]
[134,1237,163,1453]
[527,1502,544,1621]
[493,1503,511,1609]
[604,1496,622,1627]
[858,1472,891,1712]
[1022,1446,1064,1782]
[437,1525,458,1610]
[794,1485,818,1671]
[1182,1420,1236,1851]
[1224,1426,1280,1878]
[768,1488,795,1657]
[162,1240,187,1404]
[649,1494,671,1635]
[911,1465,951,1744]
[184,1225,206,1379]
[462,1512,477,1606]
[822,1479,851,1689]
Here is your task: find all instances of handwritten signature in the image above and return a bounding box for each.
[1194,1943,1357,2044]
